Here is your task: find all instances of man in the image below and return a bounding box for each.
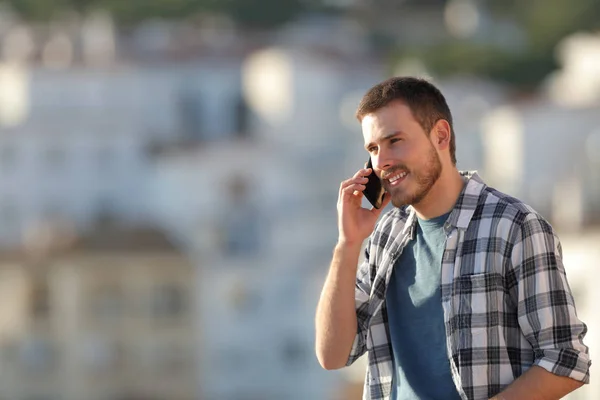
[315,77,590,400]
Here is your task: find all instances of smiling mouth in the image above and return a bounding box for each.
[384,170,408,187]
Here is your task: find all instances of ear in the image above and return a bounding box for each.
[431,119,451,151]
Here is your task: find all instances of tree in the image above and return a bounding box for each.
[389,0,600,88]
[4,0,322,28]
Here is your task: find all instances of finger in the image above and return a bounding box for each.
[340,176,369,191]
[342,183,366,197]
[354,168,372,178]
[345,169,371,185]
[339,169,371,198]
[339,169,371,188]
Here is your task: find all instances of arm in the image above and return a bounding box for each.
[495,214,591,398]
[490,365,583,400]
[315,167,390,370]
[315,241,363,370]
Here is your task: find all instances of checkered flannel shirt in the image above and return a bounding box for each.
[347,171,591,400]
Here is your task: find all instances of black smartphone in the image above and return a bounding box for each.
[363,158,385,209]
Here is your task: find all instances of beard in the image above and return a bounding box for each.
[386,144,442,208]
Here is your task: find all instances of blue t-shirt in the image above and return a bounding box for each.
[386,211,461,400]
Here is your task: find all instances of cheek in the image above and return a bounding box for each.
[394,144,417,164]
[407,143,433,163]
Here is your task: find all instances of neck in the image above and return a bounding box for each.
[412,167,465,220]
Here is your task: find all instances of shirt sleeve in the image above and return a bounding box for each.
[512,213,591,383]
[346,240,373,366]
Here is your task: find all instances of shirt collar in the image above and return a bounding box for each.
[448,171,486,230]
[403,171,486,235]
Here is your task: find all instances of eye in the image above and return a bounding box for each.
[367,146,377,153]
[390,138,402,144]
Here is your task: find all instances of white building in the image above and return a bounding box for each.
[438,76,510,172]
[0,60,245,248]
[2,18,597,399]
[148,45,385,400]
[481,37,600,232]
[544,32,600,108]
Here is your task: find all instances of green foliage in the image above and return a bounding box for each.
[5,0,600,88]
[5,0,70,20]
[393,0,600,88]
[397,42,557,89]
[3,0,312,27]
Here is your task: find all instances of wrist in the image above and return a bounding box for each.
[335,239,364,252]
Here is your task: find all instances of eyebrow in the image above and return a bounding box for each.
[364,131,404,150]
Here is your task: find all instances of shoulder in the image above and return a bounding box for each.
[374,205,412,235]
[478,185,557,241]
[378,205,411,229]
[368,205,412,250]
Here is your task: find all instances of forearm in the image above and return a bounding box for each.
[315,242,362,370]
[490,365,584,400]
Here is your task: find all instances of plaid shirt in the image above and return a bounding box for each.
[347,171,591,400]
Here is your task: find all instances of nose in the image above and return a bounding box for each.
[373,150,393,176]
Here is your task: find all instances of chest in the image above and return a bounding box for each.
[370,227,515,317]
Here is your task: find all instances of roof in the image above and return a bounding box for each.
[0,221,183,265]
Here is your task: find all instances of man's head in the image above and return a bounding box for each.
[357,77,456,208]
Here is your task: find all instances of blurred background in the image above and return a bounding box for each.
[0,0,598,399]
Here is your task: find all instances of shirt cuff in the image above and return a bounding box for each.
[535,348,591,383]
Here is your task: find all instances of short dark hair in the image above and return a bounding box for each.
[356,77,456,165]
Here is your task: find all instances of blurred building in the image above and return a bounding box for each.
[0,8,598,400]
[476,32,600,399]
[0,224,197,400]
[437,76,510,172]
[481,102,600,231]
[480,32,600,231]
[545,32,600,107]
[558,230,600,400]
[146,41,385,399]
[0,58,247,249]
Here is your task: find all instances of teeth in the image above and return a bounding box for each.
[388,171,407,183]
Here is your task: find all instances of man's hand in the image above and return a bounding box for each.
[315,168,390,370]
[337,168,390,246]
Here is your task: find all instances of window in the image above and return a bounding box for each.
[234,94,252,138]
[178,88,203,140]
[221,175,262,257]
[150,284,186,318]
[222,208,261,256]
[30,276,50,320]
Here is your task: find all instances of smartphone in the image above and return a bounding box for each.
[363,158,385,209]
